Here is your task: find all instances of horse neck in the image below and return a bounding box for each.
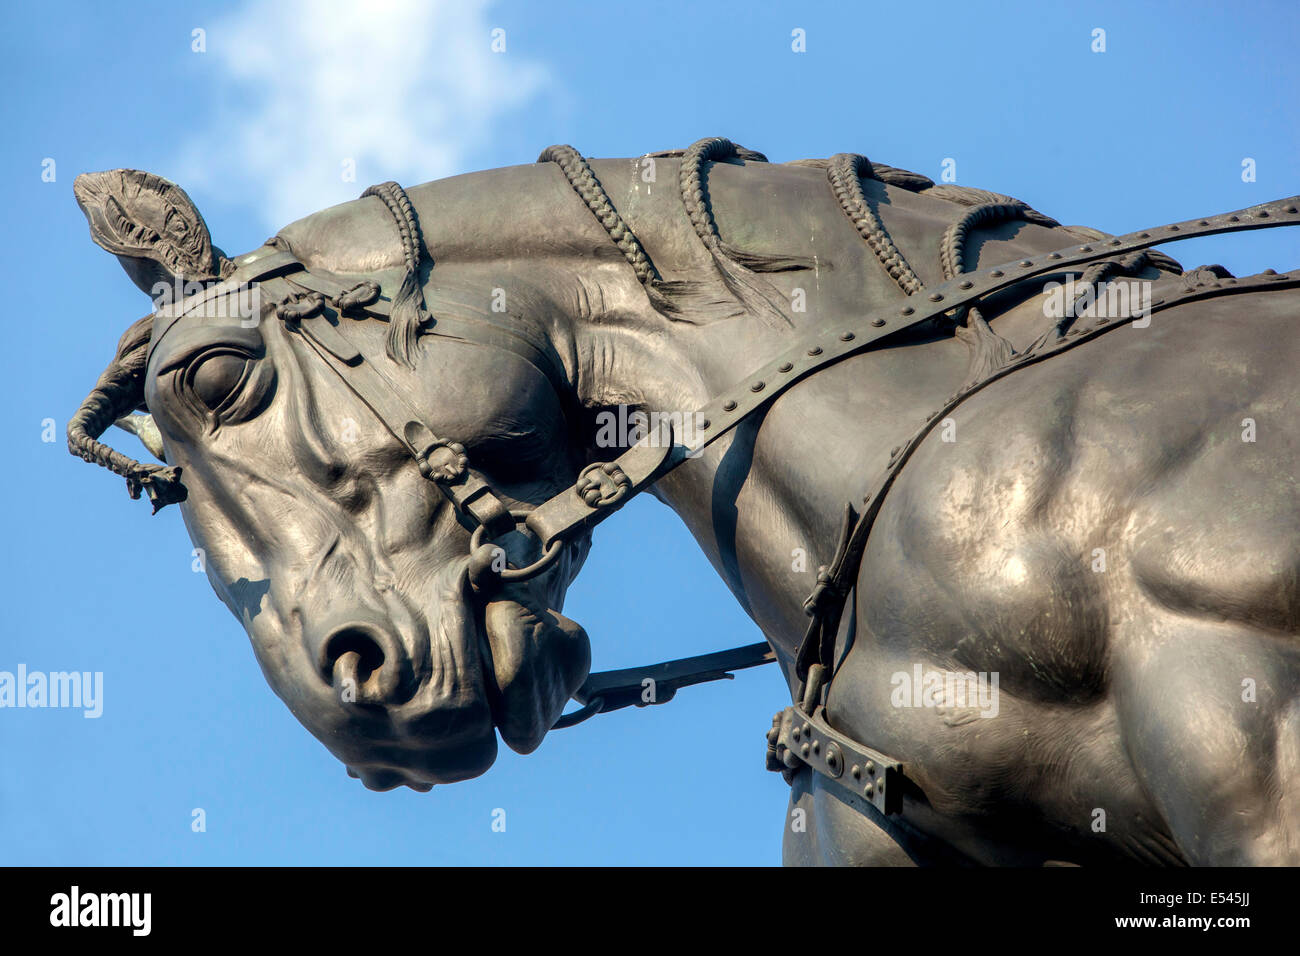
[403,156,1106,654]
[566,277,966,663]
[554,157,1100,656]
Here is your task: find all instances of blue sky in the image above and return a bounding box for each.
[1,0,1296,865]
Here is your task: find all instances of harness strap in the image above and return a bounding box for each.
[555,641,776,729]
[276,258,574,402]
[257,273,519,538]
[766,689,904,815]
[542,197,1300,739]
[524,195,1300,551]
[150,242,572,541]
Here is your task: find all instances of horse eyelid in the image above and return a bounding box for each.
[153,325,266,376]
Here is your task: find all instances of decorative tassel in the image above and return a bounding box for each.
[385,266,428,369]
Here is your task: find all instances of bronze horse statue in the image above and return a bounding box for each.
[68,139,1300,865]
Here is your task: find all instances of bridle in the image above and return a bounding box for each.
[149,151,1300,817]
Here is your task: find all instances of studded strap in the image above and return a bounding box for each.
[526,194,1300,549]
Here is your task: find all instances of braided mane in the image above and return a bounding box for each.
[69,137,1186,509]
[66,314,186,512]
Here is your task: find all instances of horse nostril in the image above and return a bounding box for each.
[312,613,418,707]
[322,627,389,703]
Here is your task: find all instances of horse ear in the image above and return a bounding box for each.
[73,169,229,297]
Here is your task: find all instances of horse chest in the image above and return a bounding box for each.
[816,432,1141,861]
[815,299,1300,861]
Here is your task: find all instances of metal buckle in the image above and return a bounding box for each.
[575,461,632,508]
[415,440,468,482]
[336,280,381,313]
[468,508,564,586]
[276,292,325,321]
[766,703,905,814]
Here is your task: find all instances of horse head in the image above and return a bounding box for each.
[70,168,600,790]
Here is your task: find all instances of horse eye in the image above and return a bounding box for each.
[188,351,250,410]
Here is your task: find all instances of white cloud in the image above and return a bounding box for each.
[176,0,550,231]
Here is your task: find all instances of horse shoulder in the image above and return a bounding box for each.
[861,353,1112,704]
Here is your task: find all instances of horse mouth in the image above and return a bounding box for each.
[476,587,592,757]
[335,567,589,791]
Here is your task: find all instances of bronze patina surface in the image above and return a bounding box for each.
[69,141,1300,865]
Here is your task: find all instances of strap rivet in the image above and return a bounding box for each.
[750,381,766,392]
[1019,259,1033,267]
[959,280,973,289]
[807,346,823,356]
[839,332,855,342]
[778,362,793,372]
[928,292,944,302]
[825,744,843,777]
[871,318,886,327]
[723,399,737,411]
[990,270,1004,278]
[901,306,914,316]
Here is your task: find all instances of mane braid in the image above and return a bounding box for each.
[676,137,817,329]
[827,153,925,297]
[537,144,695,320]
[361,181,430,368]
[72,140,1194,512]
[539,140,818,327]
[66,314,187,511]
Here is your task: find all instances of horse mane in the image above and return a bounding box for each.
[782,152,1182,382]
[66,312,186,511]
[539,142,1181,353]
[70,138,1186,508]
